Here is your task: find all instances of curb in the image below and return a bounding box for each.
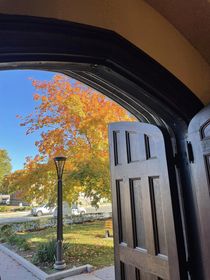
[45,265,93,280]
[0,244,47,280]
[0,244,93,280]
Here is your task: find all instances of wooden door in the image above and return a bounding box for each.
[109,122,182,280]
[188,104,210,279]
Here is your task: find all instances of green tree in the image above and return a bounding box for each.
[0,149,12,188]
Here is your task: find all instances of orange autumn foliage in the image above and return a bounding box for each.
[7,74,135,205]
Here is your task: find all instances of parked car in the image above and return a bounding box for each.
[0,195,10,204]
[72,205,86,215]
[5,198,10,205]
[31,204,56,216]
[53,203,87,217]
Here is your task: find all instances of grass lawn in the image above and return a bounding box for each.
[16,220,114,272]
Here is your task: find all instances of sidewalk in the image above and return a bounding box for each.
[0,250,39,280]
[0,246,114,280]
[65,266,114,280]
[0,242,115,280]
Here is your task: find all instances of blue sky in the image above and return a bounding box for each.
[0,70,56,171]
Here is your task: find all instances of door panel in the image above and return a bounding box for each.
[188,104,210,279]
[109,122,181,280]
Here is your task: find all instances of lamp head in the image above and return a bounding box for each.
[54,156,67,178]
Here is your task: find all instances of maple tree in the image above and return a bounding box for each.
[5,74,135,205]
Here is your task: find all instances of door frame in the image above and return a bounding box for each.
[0,14,204,278]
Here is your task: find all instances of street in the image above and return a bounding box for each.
[0,204,112,225]
[0,211,51,225]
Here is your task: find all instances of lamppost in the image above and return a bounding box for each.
[54,156,67,270]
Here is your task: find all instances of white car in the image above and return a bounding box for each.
[31,204,56,216]
[72,206,86,215]
[5,198,10,205]
[53,204,86,217]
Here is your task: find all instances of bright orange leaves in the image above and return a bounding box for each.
[21,74,135,161]
[13,74,136,205]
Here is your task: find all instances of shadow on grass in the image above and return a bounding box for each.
[64,243,114,268]
[32,242,114,271]
[15,221,114,269]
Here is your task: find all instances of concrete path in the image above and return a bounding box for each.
[0,242,114,280]
[0,250,40,280]
[65,267,114,280]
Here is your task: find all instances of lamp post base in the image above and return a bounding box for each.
[54,260,66,270]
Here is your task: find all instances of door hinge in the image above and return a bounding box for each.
[187,141,194,163]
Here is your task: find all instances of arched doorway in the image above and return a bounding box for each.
[0,14,208,279]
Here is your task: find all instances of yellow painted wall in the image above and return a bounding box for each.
[0,0,209,104]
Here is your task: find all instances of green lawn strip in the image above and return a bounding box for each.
[16,220,114,270]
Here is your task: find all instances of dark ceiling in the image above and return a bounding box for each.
[145,0,210,65]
